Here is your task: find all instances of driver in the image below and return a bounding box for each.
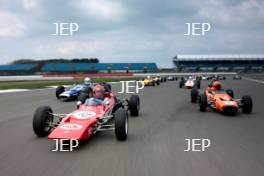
[210,81,222,91]
[93,84,107,101]
[84,77,93,86]
[85,85,108,106]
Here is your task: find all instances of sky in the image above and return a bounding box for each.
[0,0,263,67]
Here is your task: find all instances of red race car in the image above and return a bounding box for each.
[191,81,253,115]
[33,88,140,142]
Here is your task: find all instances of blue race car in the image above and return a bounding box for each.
[56,84,93,101]
[55,77,94,101]
[55,77,112,102]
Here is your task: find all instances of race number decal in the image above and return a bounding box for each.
[73,111,96,119]
[60,124,82,130]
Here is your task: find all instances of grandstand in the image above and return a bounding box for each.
[0,64,37,75]
[41,63,157,73]
[0,62,158,75]
[173,55,264,72]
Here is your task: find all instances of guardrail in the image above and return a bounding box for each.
[0,72,237,81]
[134,72,237,77]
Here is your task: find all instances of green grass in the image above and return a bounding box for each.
[0,77,142,90]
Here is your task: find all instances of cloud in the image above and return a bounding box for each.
[0,11,26,37]
[198,0,264,26]
[0,0,264,67]
[75,0,127,21]
[23,0,43,15]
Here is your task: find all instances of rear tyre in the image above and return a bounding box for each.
[199,94,208,112]
[195,80,201,89]
[179,81,184,88]
[128,95,140,116]
[191,87,199,103]
[115,108,128,141]
[241,95,253,114]
[78,92,89,104]
[56,86,65,99]
[33,106,53,137]
[226,89,234,98]
[103,83,111,91]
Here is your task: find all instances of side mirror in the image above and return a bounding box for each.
[76,101,82,109]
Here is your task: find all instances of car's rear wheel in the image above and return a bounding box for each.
[195,80,201,89]
[241,95,253,114]
[78,92,89,104]
[199,94,208,112]
[191,87,199,103]
[226,89,234,98]
[129,95,140,116]
[56,86,65,99]
[179,81,184,88]
[102,83,111,91]
[33,106,53,137]
[115,108,128,141]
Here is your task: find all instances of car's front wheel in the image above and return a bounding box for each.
[241,95,253,114]
[191,87,199,103]
[33,106,54,137]
[199,94,208,112]
[115,108,128,141]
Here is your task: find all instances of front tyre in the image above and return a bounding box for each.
[33,106,53,137]
[191,87,199,103]
[241,95,253,114]
[199,94,208,112]
[115,108,128,141]
[78,92,89,104]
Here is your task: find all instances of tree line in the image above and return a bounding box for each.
[11,58,99,64]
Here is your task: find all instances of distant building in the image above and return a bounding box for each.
[0,62,158,75]
[173,54,264,72]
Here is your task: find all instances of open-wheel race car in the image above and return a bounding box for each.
[143,76,160,86]
[179,76,201,89]
[191,82,253,116]
[55,77,95,101]
[33,87,140,142]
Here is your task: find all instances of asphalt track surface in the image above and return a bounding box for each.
[0,77,264,176]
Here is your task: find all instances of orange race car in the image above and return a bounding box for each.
[191,80,253,115]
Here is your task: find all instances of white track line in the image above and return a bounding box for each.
[0,81,125,94]
[0,89,30,94]
[243,77,264,84]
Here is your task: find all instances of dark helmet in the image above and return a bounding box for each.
[212,81,221,90]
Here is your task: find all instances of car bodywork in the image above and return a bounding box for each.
[33,92,140,142]
[179,77,200,89]
[191,85,253,115]
[143,76,159,86]
[56,84,93,101]
[233,75,242,80]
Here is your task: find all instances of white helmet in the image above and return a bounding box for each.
[84,77,91,85]
[147,76,151,79]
